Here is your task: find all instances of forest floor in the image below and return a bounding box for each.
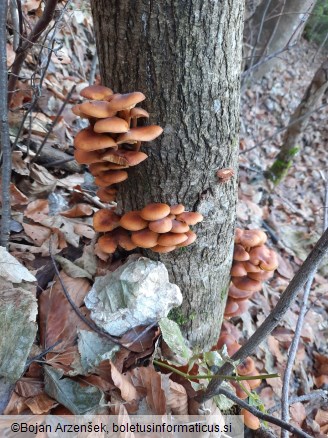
[2,2,328,436]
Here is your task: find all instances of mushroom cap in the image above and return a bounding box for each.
[94,116,129,134]
[233,244,250,261]
[148,217,173,233]
[228,283,254,300]
[224,298,239,316]
[74,149,103,165]
[216,333,237,350]
[79,101,117,118]
[89,162,128,176]
[246,369,262,389]
[107,92,146,111]
[102,150,148,166]
[80,85,113,100]
[116,229,137,251]
[226,340,241,356]
[93,209,121,232]
[157,232,188,247]
[74,128,117,151]
[94,170,128,187]
[236,229,267,248]
[230,261,248,277]
[140,203,170,221]
[176,212,203,225]
[151,244,177,253]
[97,233,118,254]
[71,104,91,119]
[130,107,149,118]
[176,230,197,247]
[96,187,117,203]
[249,246,278,271]
[119,211,149,231]
[247,270,274,281]
[231,276,262,292]
[243,261,262,273]
[170,219,190,234]
[241,409,260,430]
[231,381,251,400]
[170,204,185,215]
[117,125,163,144]
[131,229,158,248]
[224,299,249,318]
[237,357,256,376]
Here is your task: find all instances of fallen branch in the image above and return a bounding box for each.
[268,390,328,414]
[216,387,312,438]
[0,0,11,248]
[201,226,328,402]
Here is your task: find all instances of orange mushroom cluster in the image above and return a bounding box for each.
[93,203,203,254]
[72,85,163,202]
[224,228,278,318]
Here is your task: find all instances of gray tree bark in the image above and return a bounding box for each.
[91,0,244,349]
[245,0,315,80]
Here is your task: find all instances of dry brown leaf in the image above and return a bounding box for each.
[166,378,188,415]
[314,375,328,388]
[11,151,30,176]
[267,335,285,364]
[60,204,93,218]
[25,199,49,223]
[6,43,15,66]
[129,366,166,415]
[290,402,306,428]
[25,393,58,414]
[315,409,328,427]
[112,403,135,438]
[15,378,43,398]
[45,346,81,374]
[39,271,91,349]
[18,163,57,198]
[4,392,28,415]
[110,362,139,403]
[22,223,51,246]
[73,223,95,239]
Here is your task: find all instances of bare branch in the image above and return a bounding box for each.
[0,0,12,248]
[214,387,312,438]
[281,180,328,437]
[7,0,59,107]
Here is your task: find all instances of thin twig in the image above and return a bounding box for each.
[9,0,20,51]
[89,51,98,86]
[281,179,328,437]
[268,390,328,414]
[8,0,60,107]
[30,85,76,163]
[217,388,312,438]
[24,340,62,371]
[49,240,132,351]
[0,0,12,248]
[201,227,328,402]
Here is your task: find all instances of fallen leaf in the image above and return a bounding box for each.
[25,393,58,414]
[22,223,51,246]
[60,203,93,218]
[0,247,36,283]
[54,255,93,280]
[25,199,49,222]
[110,362,139,403]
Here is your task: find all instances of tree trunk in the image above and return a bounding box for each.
[91,0,244,349]
[267,59,328,184]
[245,0,315,80]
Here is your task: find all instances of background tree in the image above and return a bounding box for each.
[90,0,244,349]
[245,0,315,79]
[267,58,328,183]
